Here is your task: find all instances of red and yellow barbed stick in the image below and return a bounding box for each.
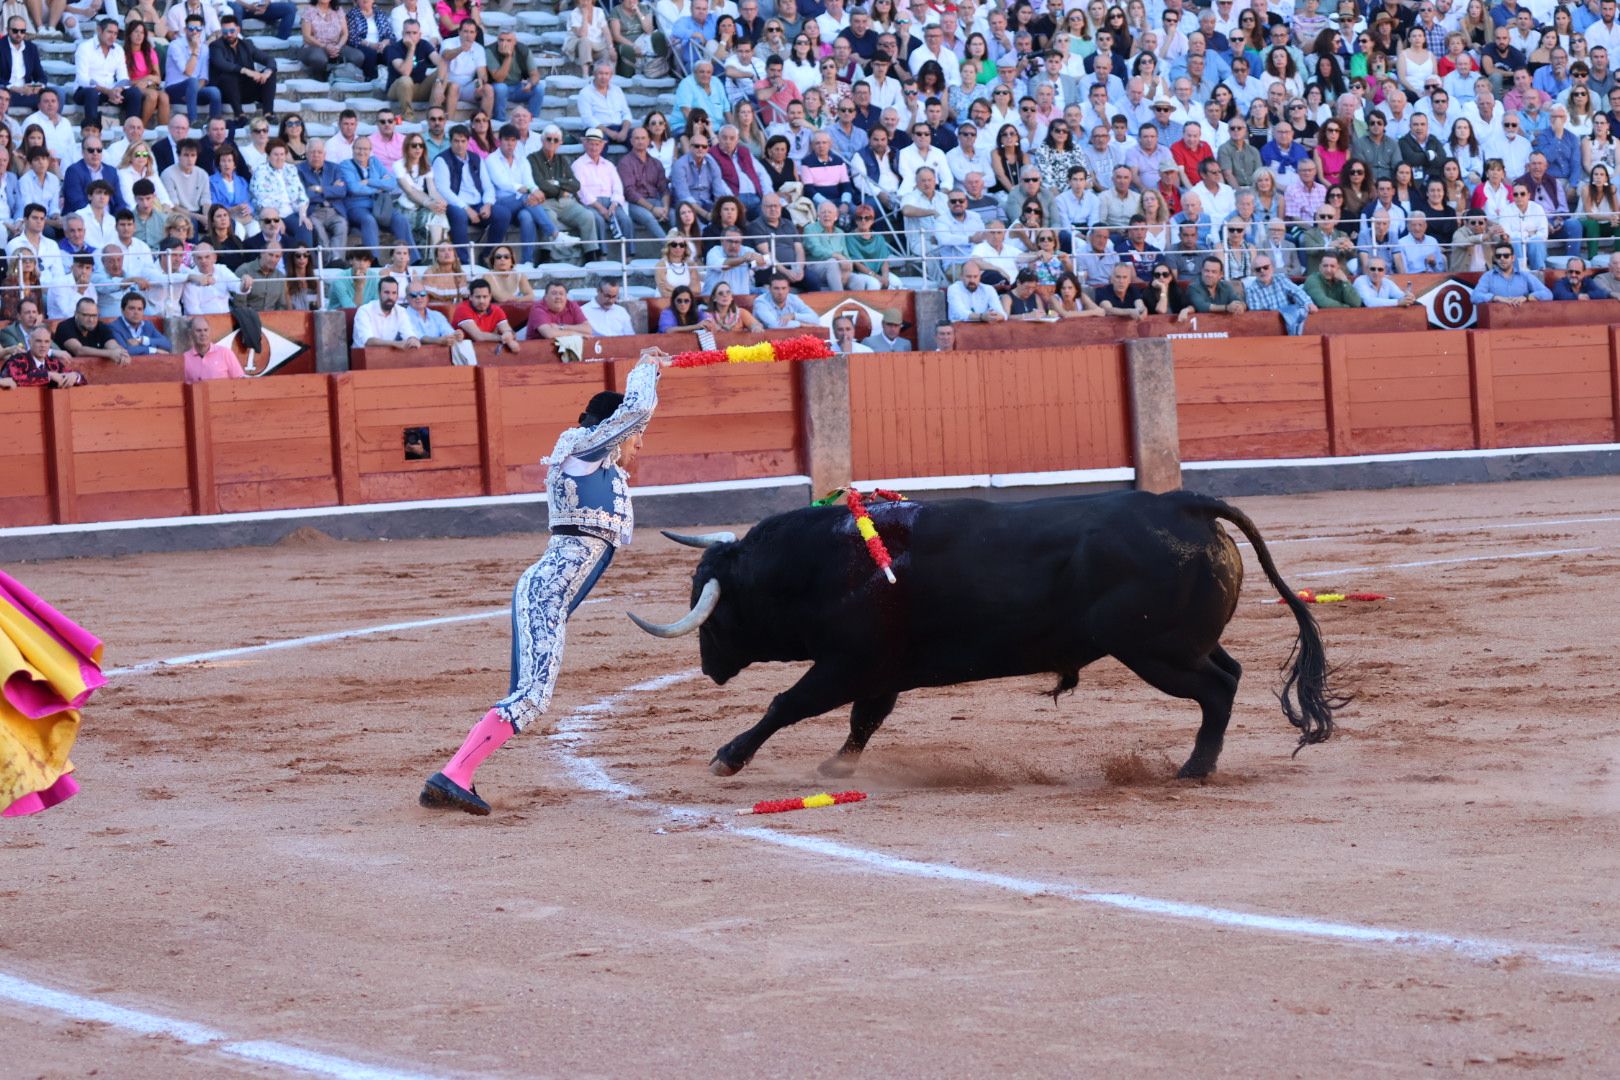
[736,791,868,816]
[1275,589,1389,605]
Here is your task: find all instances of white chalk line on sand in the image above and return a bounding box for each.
[1240,513,1620,548]
[0,972,449,1080]
[550,674,1620,980]
[104,598,610,677]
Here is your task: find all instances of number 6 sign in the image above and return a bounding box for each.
[1416,278,1477,331]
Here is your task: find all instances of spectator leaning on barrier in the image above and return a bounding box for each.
[581,280,634,336]
[1188,256,1247,313]
[1353,256,1418,308]
[1243,253,1317,335]
[353,277,414,350]
[1,326,83,389]
[525,281,593,341]
[455,279,521,351]
[754,272,820,327]
[108,292,174,356]
[1470,242,1553,304]
[1550,256,1613,300]
[182,315,246,384]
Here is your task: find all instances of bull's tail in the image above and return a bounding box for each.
[1175,492,1350,754]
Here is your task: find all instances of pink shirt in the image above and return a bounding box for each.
[371,130,408,172]
[571,153,624,206]
[184,343,246,383]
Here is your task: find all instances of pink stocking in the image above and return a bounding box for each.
[441,710,514,789]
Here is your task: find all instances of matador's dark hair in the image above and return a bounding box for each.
[580,391,624,426]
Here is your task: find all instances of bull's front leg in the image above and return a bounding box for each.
[711,663,857,776]
[818,692,899,778]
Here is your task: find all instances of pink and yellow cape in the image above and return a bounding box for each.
[1,571,104,817]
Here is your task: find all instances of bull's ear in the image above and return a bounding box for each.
[661,530,736,549]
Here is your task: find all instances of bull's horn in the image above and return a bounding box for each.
[661,530,736,549]
[628,579,722,638]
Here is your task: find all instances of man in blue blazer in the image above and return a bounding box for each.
[0,18,47,110]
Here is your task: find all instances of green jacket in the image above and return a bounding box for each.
[527,149,581,202]
[1302,272,1363,309]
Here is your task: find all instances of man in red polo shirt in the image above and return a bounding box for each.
[524,281,594,340]
[1170,121,1216,193]
[452,279,520,351]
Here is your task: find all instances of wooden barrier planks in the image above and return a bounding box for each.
[613,358,801,485]
[1173,336,1330,460]
[849,347,1128,479]
[0,390,52,525]
[350,367,483,503]
[68,383,192,520]
[1486,325,1617,447]
[1344,331,1474,453]
[206,374,340,512]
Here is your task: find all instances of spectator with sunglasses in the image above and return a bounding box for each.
[1471,241,1553,302]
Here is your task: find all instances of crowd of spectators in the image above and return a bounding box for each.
[7,0,1620,376]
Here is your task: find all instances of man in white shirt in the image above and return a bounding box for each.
[945,121,992,187]
[74,181,118,249]
[181,242,252,315]
[112,210,156,283]
[47,256,103,319]
[909,22,960,86]
[439,20,495,120]
[580,280,634,336]
[815,0,850,42]
[484,123,556,267]
[353,278,414,349]
[945,259,1006,321]
[897,120,949,195]
[8,202,63,280]
[22,88,78,169]
[1191,158,1235,224]
[74,20,138,123]
[863,53,906,116]
[391,0,441,45]
[104,116,145,173]
[1485,110,1534,177]
[577,61,634,146]
[832,313,872,353]
[1352,256,1418,307]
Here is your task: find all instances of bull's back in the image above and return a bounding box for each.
[893,492,1240,680]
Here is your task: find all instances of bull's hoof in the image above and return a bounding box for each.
[817,754,858,779]
[709,756,742,777]
[1176,760,1215,780]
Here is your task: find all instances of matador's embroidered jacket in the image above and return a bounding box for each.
[544,360,661,547]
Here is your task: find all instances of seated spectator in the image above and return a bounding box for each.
[578,61,634,146]
[1550,257,1613,300]
[107,292,174,355]
[181,242,251,315]
[1299,208,1357,275]
[241,243,292,312]
[182,315,246,384]
[524,281,593,340]
[438,20,495,120]
[1143,264,1195,321]
[655,235,703,297]
[1242,254,1317,335]
[327,250,383,311]
[1472,241,1555,305]
[580,280,634,336]
[1449,210,1498,272]
[705,227,769,295]
[832,313,872,353]
[933,321,956,351]
[1074,226,1120,287]
[619,126,672,259]
[352,277,414,349]
[1303,254,1365,308]
[847,206,900,288]
[669,129,727,223]
[47,257,107,320]
[862,307,911,351]
[454,279,520,350]
[0,297,46,351]
[573,128,634,262]
[754,272,821,327]
[700,282,761,333]
[0,327,85,389]
[400,282,460,346]
[1047,272,1107,318]
[1001,268,1048,320]
[801,130,858,223]
[945,259,1006,322]
[1095,262,1148,319]
[52,296,131,366]
[1188,256,1248,313]
[1395,211,1445,272]
[1353,258,1419,307]
[658,283,704,331]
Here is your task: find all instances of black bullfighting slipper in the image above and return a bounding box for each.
[419,772,491,816]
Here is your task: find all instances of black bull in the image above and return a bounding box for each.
[629,490,1347,780]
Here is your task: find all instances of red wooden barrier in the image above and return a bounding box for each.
[848,346,1130,479]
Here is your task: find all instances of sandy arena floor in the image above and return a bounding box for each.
[5,477,1620,1078]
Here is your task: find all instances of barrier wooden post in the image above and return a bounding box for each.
[1323,336,1354,456]
[476,365,507,496]
[1468,330,1497,450]
[1126,338,1181,492]
[327,373,360,504]
[43,390,76,524]
[800,352,852,494]
[184,380,218,515]
[1610,326,1620,442]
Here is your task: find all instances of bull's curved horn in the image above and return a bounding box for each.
[661,530,736,549]
[628,578,722,638]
